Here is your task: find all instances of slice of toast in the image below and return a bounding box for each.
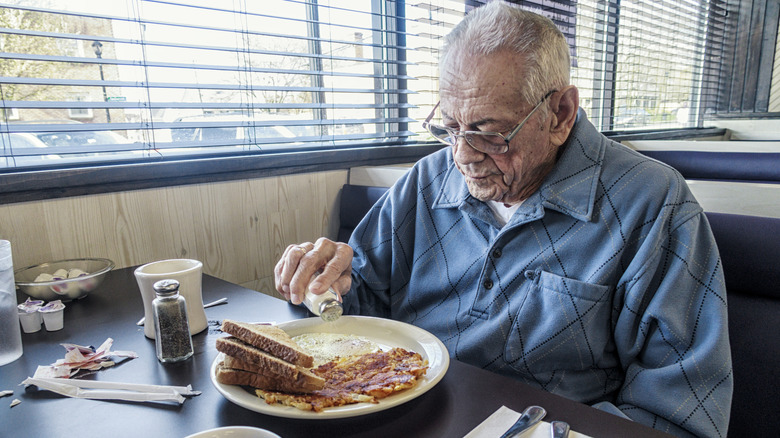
[222,354,325,389]
[215,361,323,394]
[221,320,313,368]
[216,336,304,380]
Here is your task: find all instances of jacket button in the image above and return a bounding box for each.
[483,279,493,289]
[492,248,502,258]
[524,270,536,280]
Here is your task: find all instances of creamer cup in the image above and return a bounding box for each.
[40,300,66,331]
[18,310,42,333]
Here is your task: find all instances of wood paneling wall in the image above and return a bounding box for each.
[0,170,348,299]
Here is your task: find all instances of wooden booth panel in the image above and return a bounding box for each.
[0,170,348,298]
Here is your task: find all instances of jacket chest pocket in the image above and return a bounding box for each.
[504,269,612,374]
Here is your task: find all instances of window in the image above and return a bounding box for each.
[67,95,94,119]
[0,1,773,183]
[2,108,19,120]
[1,0,419,170]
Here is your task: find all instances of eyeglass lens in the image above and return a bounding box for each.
[428,126,507,154]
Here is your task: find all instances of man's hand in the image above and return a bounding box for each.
[274,237,353,305]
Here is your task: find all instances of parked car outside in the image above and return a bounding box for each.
[168,113,321,154]
[613,107,650,128]
[171,113,319,147]
[1,127,137,168]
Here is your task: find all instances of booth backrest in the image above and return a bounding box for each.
[706,212,780,298]
[337,185,780,437]
[337,184,390,243]
[625,140,780,184]
[639,151,780,183]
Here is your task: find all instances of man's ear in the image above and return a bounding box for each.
[548,85,579,146]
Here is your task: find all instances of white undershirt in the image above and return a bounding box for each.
[487,200,523,227]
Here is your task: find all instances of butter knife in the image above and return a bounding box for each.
[499,405,546,438]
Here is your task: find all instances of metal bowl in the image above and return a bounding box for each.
[15,258,115,301]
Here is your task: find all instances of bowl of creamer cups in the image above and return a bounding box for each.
[15,258,114,301]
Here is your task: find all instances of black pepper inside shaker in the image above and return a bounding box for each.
[152,279,194,363]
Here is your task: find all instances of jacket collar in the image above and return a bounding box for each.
[433,108,606,223]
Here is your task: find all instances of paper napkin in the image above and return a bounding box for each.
[464,405,592,438]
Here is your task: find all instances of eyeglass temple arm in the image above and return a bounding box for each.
[504,90,557,143]
[424,101,441,126]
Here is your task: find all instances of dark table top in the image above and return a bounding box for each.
[1,267,671,438]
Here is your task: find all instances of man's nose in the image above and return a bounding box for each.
[452,136,485,163]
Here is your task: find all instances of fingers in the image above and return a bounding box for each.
[274,238,353,305]
[331,273,352,298]
[308,239,353,295]
[274,242,315,302]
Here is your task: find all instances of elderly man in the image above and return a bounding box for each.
[275,2,732,437]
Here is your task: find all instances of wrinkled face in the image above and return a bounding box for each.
[439,50,559,204]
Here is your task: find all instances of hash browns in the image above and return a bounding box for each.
[255,347,428,412]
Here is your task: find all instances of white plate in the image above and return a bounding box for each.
[185,426,281,438]
[210,315,450,419]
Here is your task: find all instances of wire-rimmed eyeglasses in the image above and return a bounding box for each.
[422,89,557,155]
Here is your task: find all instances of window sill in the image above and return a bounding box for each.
[0,143,444,204]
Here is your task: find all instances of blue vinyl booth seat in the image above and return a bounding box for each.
[337,184,780,437]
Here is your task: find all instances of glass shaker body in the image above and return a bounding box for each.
[0,240,23,366]
[302,275,343,322]
[152,279,194,363]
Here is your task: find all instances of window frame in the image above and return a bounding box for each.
[0,127,730,205]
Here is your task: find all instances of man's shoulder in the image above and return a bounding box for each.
[568,113,683,187]
[403,147,455,189]
[600,139,702,224]
[601,139,687,188]
[416,146,452,169]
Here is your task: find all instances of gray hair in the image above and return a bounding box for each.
[440,1,570,105]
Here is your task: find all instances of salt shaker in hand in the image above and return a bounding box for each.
[302,272,343,322]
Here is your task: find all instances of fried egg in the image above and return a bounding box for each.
[293,333,380,366]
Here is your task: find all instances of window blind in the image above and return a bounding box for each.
[0,0,742,171]
[0,0,419,169]
[413,0,731,133]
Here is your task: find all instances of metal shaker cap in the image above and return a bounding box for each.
[153,279,180,295]
[319,299,343,322]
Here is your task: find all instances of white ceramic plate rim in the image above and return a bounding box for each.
[210,315,450,419]
[184,426,281,438]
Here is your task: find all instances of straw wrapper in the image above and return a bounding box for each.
[22,372,200,404]
[41,338,137,378]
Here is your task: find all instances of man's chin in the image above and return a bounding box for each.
[466,182,505,203]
